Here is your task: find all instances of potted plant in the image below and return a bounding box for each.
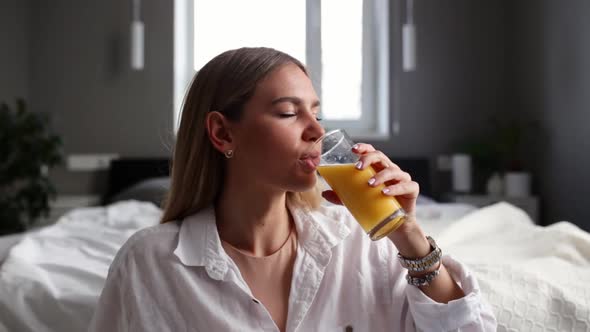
[0,98,64,235]
[491,116,540,197]
[456,115,543,196]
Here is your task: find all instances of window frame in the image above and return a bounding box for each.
[173,0,390,140]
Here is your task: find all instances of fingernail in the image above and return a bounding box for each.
[368,178,376,186]
[382,188,390,194]
[352,144,359,150]
[355,161,363,169]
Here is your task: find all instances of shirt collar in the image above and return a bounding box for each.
[290,203,351,266]
[173,201,351,280]
[173,206,229,279]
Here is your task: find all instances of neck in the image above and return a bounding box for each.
[215,175,293,257]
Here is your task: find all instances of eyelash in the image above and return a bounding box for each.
[279,113,322,121]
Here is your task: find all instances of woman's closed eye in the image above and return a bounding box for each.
[278,113,322,122]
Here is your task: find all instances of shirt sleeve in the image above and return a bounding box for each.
[88,239,179,332]
[87,265,130,332]
[403,255,498,331]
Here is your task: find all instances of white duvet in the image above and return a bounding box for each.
[437,203,590,332]
[0,200,589,332]
[0,201,161,332]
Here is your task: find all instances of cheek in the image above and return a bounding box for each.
[256,133,300,174]
[244,124,297,154]
[236,131,284,171]
[234,118,303,174]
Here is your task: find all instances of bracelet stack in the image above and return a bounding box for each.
[397,236,443,287]
[405,262,442,287]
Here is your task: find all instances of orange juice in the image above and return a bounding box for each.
[318,163,406,239]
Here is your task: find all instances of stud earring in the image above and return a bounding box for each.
[224,149,234,159]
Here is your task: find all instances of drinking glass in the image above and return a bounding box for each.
[316,129,407,240]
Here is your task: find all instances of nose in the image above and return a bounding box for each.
[303,116,325,143]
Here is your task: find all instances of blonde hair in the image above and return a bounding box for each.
[161,47,323,223]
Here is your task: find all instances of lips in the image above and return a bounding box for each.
[299,152,321,172]
[300,151,320,160]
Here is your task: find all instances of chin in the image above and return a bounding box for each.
[287,173,318,192]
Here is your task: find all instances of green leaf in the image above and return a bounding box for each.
[0,98,64,233]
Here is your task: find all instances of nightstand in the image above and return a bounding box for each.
[34,195,101,228]
[445,194,539,224]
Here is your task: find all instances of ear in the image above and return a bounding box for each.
[206,111,234,153]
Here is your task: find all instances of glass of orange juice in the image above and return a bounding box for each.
[315,129,407,240]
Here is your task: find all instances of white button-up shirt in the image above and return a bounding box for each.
[89,203,496,332]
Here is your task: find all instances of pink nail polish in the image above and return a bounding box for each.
[368,178,376,186]
[382,188,390,194]
[355,161,363,169]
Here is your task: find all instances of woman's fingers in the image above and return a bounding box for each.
[321,190,343,205]
[347,142,419,214]
[354,150,397,172]
[381,181,420,198]
[368,168,412,187]
[351,143,376,154]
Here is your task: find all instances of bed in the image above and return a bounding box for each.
[1,158,589,332]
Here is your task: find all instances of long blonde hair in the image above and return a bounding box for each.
[161,47,323,224]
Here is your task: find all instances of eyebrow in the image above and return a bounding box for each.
[271,96,321,108]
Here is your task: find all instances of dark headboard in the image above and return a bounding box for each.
[389,157,432,198]
[103,157,431,204]
[103,158,171,205]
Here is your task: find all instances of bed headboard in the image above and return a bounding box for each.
[103,157,432,204]
[389,157,432,198]
[103,158,171,204]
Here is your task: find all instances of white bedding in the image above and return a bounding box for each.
[438,203,590,332]
[415,202,479,238]
[0,201,161,332]
[1,200,589,332]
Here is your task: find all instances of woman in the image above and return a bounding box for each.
[89,47,496,331]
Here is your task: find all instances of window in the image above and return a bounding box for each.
[174,0,390,139]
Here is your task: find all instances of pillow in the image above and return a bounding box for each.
[108,177,170,207]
